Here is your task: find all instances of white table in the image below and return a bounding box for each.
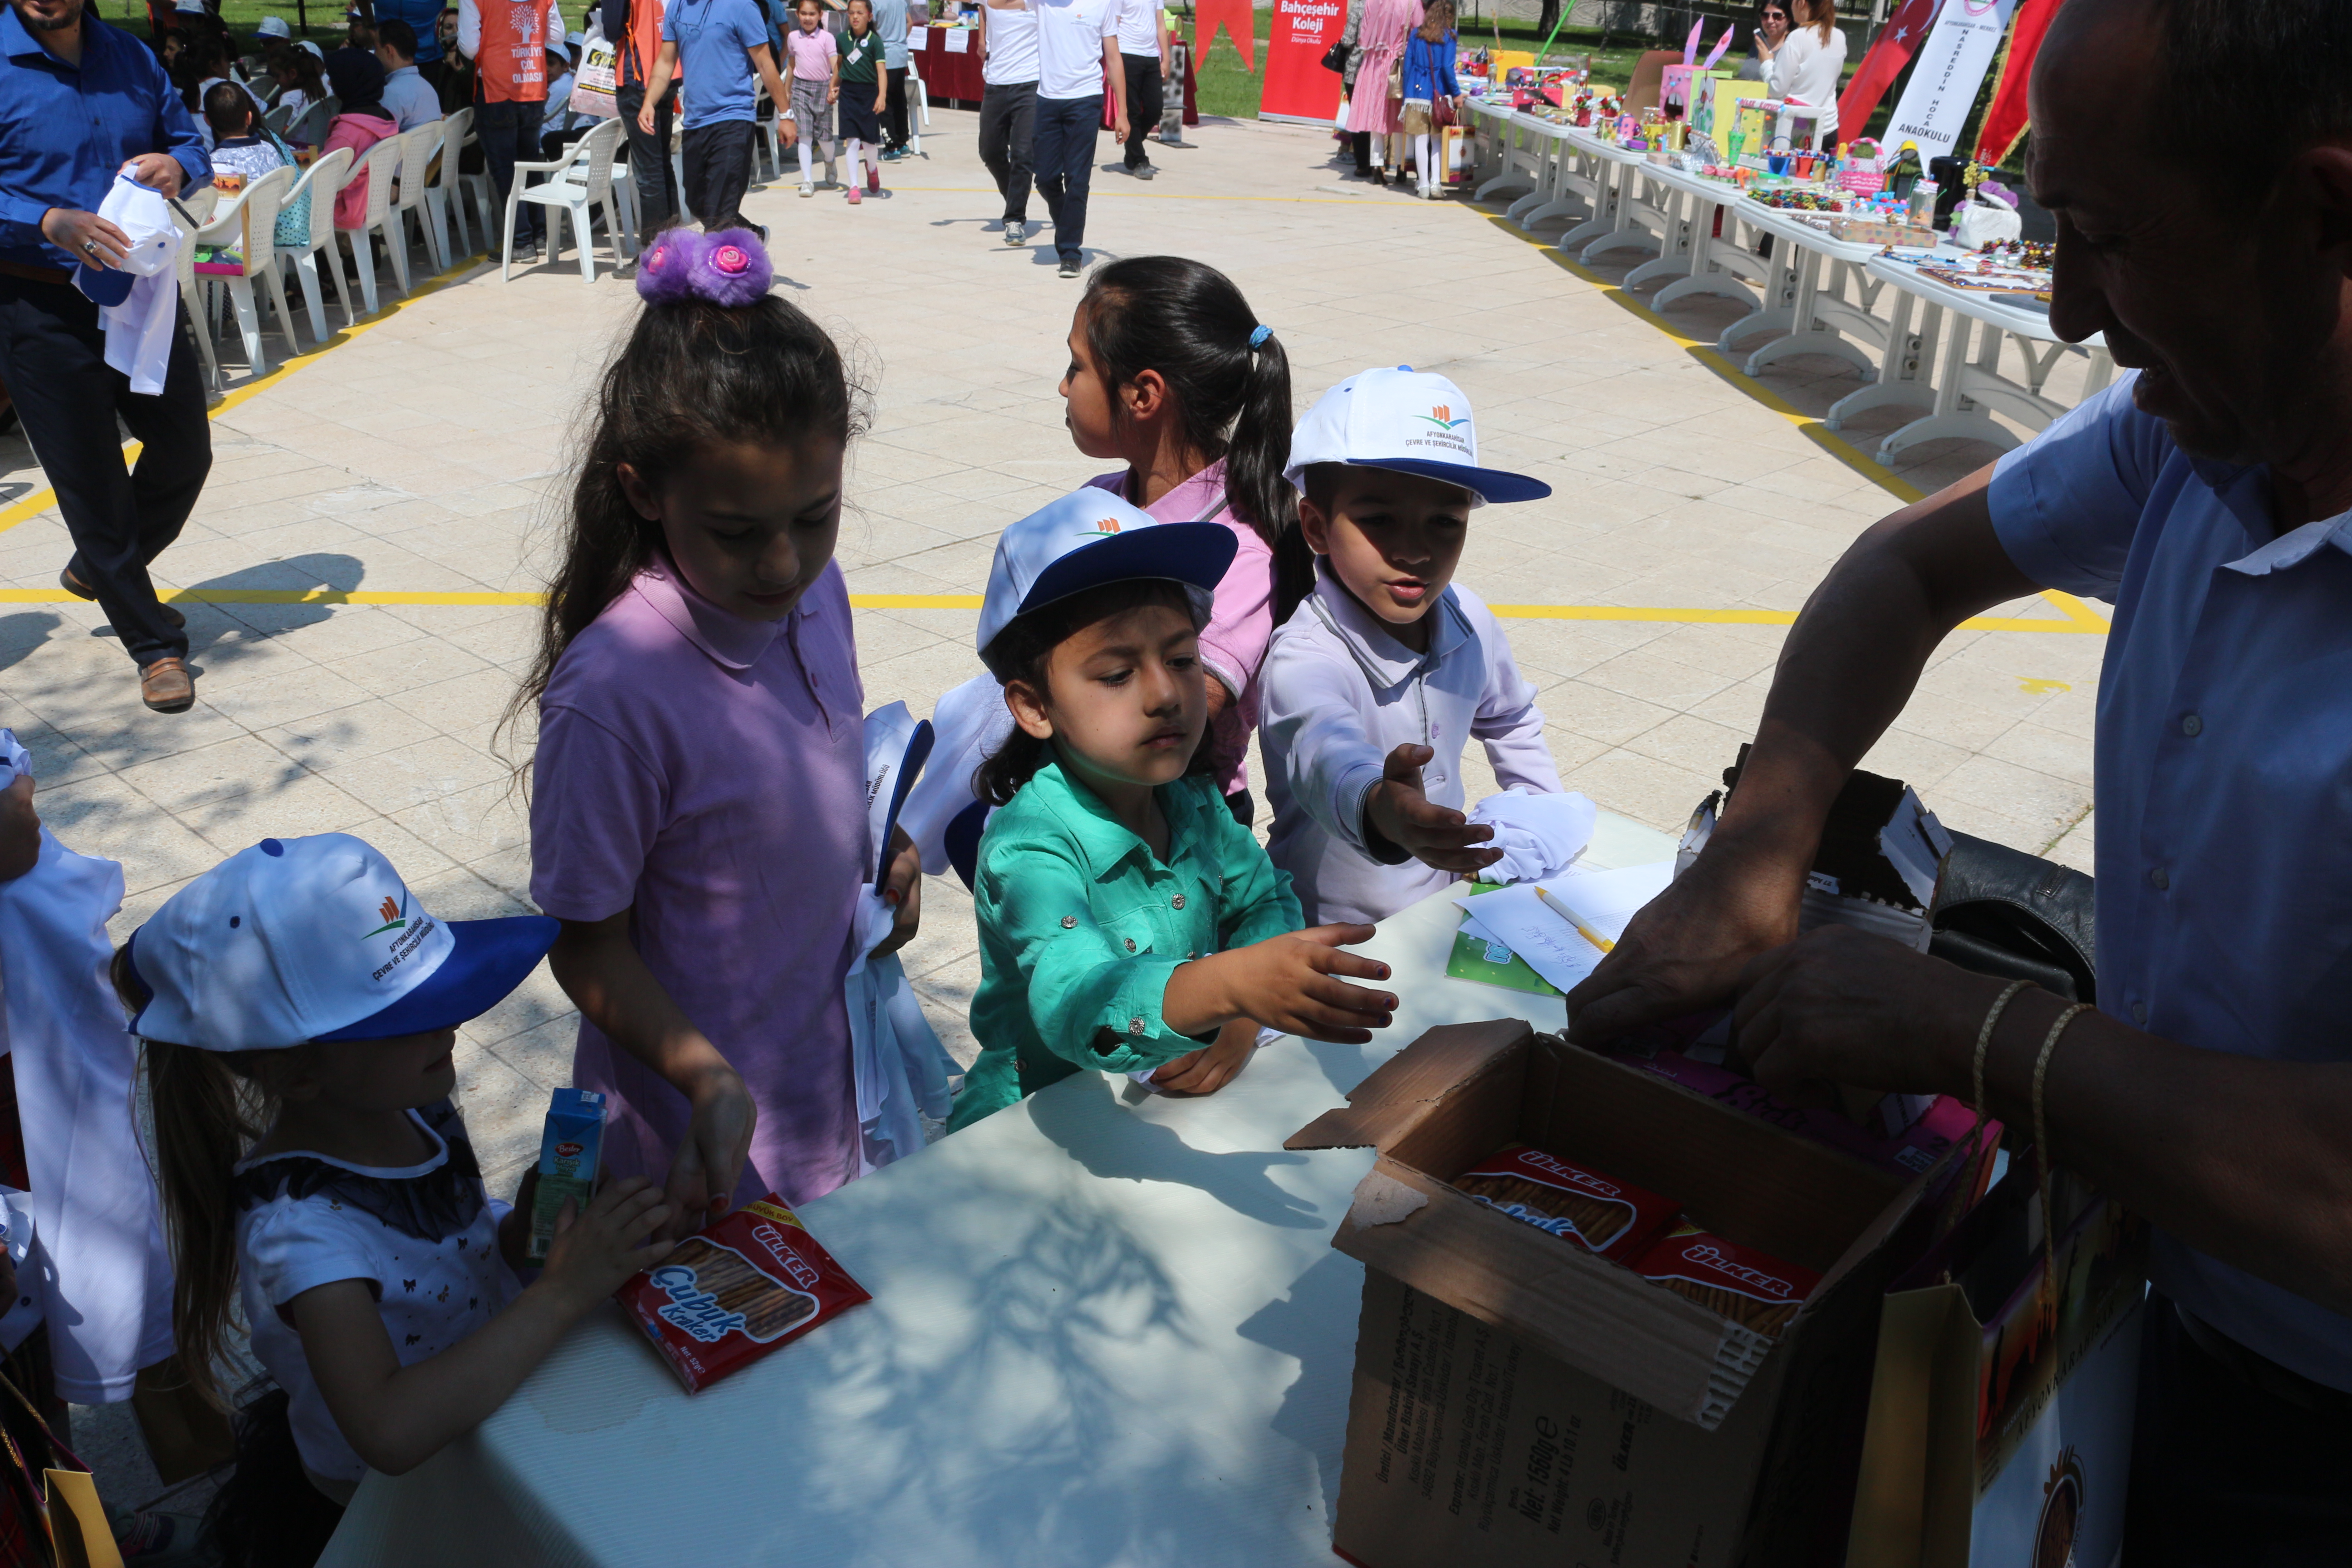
[320,818,1679,1568]
[1859,253,2112,464]
[1556,127,1671,268]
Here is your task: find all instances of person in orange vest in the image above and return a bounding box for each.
[603,0,680,242]
[458,0,566,259]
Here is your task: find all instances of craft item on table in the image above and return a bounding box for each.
[1976,235,2054,269]
[1445,883,1563,996]
[1464,788,1595,885]
[1916,263,2051,293]
[1631,1221,1822,1338]
[616,1196,871,1393]
[1451,1144,1679,1261]
[525,1087,607,1264]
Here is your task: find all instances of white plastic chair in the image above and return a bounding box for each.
[455,112,506,257]
[607,122,638,241]
[391,121,447,273]
[271,146,356,343]
[194,163,299,376]
[502,117,629,282]
[432,105,478,256]
[172,184,220,388]
[335,136,405,314]
[906,55,929,155]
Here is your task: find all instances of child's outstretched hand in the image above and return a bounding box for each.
[1365,743,1503,874]
[539,1176,674,1306]
[1215,926,1395,1045]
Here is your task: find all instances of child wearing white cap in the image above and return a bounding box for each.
[1259,367,1567,926]
[946,489,1398,1129]
[118,834,675,1514]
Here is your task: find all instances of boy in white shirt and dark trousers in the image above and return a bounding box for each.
[989,0,1127,277]
[976,0,1039,243]
[1112,0,1166,178]
[1259,367,1565,926]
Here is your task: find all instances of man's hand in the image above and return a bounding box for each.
[780,115,799,147]
[1363,743,1499,873]
[1112,109,1130,140]
[1563,833,1803,1045]
[874,825,922,957]
[121,153,184,198]
[40,208,131,267]
[637,98,659,133]
[1730,924,1992,1108]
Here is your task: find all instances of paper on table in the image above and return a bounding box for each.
[944,27,968,50]
[1447,861,1676,995]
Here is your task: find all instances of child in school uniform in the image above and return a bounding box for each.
[1258,366,1566,926]
[947,490,1398,1129]
[119,833,672,1534]
[836,0,887,200]
[784,0,838,196]
[522,229,921,1226]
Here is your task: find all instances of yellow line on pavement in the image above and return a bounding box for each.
[887,185,1423,205]
[0,251,494,539]
[1479,213,2110,637]
[0,586,2099,631]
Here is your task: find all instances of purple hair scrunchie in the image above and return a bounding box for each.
[634,227,775,308]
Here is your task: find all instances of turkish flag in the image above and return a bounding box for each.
[1974,0,2066,166]
[1195,0,1254,71]
[1837,0,1940,142]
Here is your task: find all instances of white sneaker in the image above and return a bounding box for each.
[799,181,815,198]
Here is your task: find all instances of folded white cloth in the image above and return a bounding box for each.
[1465,788,1597,885]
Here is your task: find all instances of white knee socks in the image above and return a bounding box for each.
[797,142,813,184]
[1416,133,1435,193]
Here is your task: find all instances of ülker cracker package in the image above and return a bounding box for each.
[617,1196,870,1392]
[1449,1143,1678,1261]
[1632,1221,1823,1338]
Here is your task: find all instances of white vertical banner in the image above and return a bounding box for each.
[1883,0,2018,162]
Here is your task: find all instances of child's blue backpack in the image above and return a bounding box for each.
[265,130,314,251]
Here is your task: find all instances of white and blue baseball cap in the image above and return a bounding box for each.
[127,833,557,1051]
[975,489,1238,674]
[72,173,178,310]
[1284,366,1552,507]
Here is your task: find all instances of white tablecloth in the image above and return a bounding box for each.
[320,815,1679,1568]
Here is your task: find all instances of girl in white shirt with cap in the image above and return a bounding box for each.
[116,833,674,1528]
[1258,367,1566,926]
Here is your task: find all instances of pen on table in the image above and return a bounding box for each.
[1534,886,1614,955]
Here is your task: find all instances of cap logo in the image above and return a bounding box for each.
[1080,518,1123,537]
[1419,405,1471,431]
[363,893,408,939]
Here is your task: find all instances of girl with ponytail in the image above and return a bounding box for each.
[1060,255,1308,825]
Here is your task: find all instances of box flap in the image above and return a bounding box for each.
[1284,1018,1535,1153]
[1335,1159,1764,1429]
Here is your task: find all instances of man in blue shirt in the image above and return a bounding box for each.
[637,0,794,236]
[869,0,908,157]
[1567,1,2352,1558]
[0,0,211,713]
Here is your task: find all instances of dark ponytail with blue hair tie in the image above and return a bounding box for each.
[1079,257,1313,623]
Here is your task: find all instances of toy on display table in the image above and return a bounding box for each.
[1659,19,1734,125]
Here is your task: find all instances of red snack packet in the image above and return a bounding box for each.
[1450,1143,1680,1262]
[616,1195,871,1392]
[1631,1222,1823,1337]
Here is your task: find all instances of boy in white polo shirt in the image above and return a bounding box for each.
[1258,367,1566,926]
[986,0,1128,277]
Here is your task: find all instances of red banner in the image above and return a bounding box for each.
[1974,0,2063,166]
[1193,0,1254,72]
[1838,0,1940,143]
[1259,0,1347,122]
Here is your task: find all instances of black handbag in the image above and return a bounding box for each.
[1321,39,1351,73]
[1927,831,2097,1003]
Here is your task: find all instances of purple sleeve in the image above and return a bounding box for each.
[529,704,669,923]
[1197,522,1274,703]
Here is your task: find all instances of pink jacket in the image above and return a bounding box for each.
[325,112,399,231]
[1087,460,1275,799]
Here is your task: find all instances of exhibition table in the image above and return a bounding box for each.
[318,817,1679,1568]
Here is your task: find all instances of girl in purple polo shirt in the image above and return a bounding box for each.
[1064,256,1304,825]
[514,230,921,1228]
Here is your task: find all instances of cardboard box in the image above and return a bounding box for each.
[1293,1020,1982,1568]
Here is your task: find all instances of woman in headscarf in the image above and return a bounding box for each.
[323,47,401,230]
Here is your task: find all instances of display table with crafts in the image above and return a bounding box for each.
[318,815,1678,1568]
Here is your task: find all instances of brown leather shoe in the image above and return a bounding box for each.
[139,657,195,713]
[60,566,185,629]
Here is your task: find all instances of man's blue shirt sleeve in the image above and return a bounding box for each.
[1987,372,2169,603]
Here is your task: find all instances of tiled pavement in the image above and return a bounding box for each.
[0,107,2106,1503]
